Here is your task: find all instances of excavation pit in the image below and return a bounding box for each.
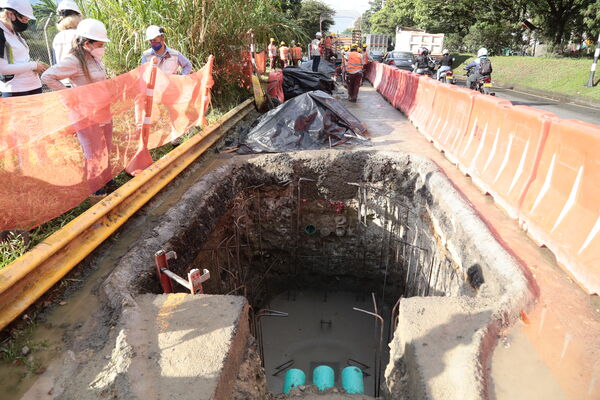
[100,150,534,399]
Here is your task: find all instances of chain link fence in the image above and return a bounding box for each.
[21,17,59,91]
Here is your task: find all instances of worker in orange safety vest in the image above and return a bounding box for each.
[268,38,277,69]
[345,44,365,102]
[290,40,302,66]
[279,41,290,68]
[323,34,333,62]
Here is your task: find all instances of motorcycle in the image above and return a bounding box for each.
[438,68,454,84]
[466,69,495,95]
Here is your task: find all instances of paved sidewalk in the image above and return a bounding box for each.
[340,83,600,400]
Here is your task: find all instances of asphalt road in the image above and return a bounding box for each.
[456,80,600,125]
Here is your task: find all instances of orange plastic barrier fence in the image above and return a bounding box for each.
[467,105,555,219]
[425,85,476,160]
[0,58,214,231]
[408,77,440,133]
[267,70,284,104]
[255,51,267,75]
[373,62,385,90]
[518,119,600,294]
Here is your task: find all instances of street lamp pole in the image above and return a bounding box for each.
[584,32,600,88]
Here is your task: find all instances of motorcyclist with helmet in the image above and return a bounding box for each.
[465,47,493,89]
[436,49,453,80]
[412,47,435,76]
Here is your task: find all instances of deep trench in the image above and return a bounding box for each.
[136,152,492,397]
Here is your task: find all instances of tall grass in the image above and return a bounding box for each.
[82,0,307,105]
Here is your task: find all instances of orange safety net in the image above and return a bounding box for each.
[0,57,214,231]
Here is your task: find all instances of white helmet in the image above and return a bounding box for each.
[76,18,110,42]
[477,47,488,57]
[442,48,449,55]
[57,0,81,14]
[315,32,322,37]
[0,0,36,20]
[145,25,163,41]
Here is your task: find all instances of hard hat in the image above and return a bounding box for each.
[442,48,449,55]
[280,41,285,46]
[76,18,110,42]
[315,32,322,37]
[145,25,163,41]
[477,47,488,57]
[362,44,367,48]
[57,0,81,14]
[270,38,275,42]
[0,0,36,20]
[291,40,296,44]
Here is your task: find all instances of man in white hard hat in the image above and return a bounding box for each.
[465,47,492,89]
[53,0,83,79]
[141,25,192,75]
[0,0,48,96]
[309,31,322,72]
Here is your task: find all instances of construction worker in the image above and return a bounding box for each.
[268,38,277,69]
[53,0,82,64]
[141,25,192,75]
[345,44,364,102]
[279,41,290,68]
[362,44,368,64]
[310,32,322,72]
[290,40,302,66]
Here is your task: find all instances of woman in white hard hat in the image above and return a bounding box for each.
[52,0,83,64]
[42,19,113,197]
[309,32,322,72]
[0,0,48,97]
[141,25,192,75]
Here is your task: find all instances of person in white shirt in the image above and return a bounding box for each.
[52,0,82,64]
[42,19,113,196]
[0,0,48,97]
[309,32,322,72]
[141,25,192,75]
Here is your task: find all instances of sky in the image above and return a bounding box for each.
[324,0,371,33]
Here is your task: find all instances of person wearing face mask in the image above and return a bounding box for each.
[42,19,113,199]
[141,25,192,75]
[52,0,83,64]
[0,0,48,97]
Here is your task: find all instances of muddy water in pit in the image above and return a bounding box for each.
[261,290,390,396]
[0,155,231,400]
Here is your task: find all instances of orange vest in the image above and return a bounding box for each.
[292,46,302,60]
[324,37,332,49]
[346,52,363,73]
[279,46,289,60]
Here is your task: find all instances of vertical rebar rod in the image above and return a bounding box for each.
[353,306,384,397]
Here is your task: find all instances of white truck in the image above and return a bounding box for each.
[365,34,391,51]
[394,27,445,56]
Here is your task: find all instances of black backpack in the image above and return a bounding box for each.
[0,29,14,83]
[479,58,492,75]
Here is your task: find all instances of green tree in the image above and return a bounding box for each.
[528,0,594,47]
[296,0,335,35]
[462,21,518,54]
[360,0,383,32]
[369,0,417,34]
[275,0,302,19]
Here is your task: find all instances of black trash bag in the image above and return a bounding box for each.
[300,59,337,76]
[282,66,335,100]
[239,90,369,153]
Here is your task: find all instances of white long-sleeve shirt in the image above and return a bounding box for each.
[0,22,41,93]
[41,54,107,91]
[52,29,78,64]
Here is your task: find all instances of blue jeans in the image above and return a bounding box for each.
[2,87,42,97]
[437,66,451,80]
[311,55,321,72]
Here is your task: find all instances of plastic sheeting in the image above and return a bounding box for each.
[282,66,334,100]
[300,59,337,76]
[0,60,214,230]
[240,90,369,153]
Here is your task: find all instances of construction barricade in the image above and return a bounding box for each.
[518,119,600,295]
[0,58,214,231]
[255,51,267,74]
[423,85,476,161]
[408,77,440,134]
[467,105,555,219]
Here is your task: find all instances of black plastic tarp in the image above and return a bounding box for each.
[282,67,334,100]
[299,59,337,76]
[239,90,369,153]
